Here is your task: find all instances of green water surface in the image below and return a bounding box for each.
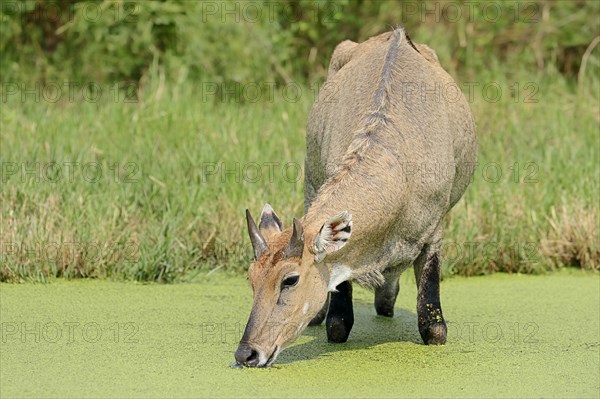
[1,271,598,398]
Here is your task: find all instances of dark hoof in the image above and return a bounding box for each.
[375,303,394,317]
[374,279,399,318]
[326,316,352,343]
[419,322,447,345]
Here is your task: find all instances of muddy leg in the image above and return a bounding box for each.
[326,281,354,343]
[308,295,329,326]
[374,268,400,317]
[414,245,447,345]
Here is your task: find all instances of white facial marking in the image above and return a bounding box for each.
[303,302,309,315]
[265,346,282,367]
[328,263,353,291]
[258,349,269,366]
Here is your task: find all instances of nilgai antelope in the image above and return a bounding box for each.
[235,28,477,367]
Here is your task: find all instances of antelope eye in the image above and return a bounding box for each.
[281,274,299,289]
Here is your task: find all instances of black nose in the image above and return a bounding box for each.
[235,345,259,367]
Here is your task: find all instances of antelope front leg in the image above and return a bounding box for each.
[414,248,447,345]
[374,267,400,317]
[326,281,354,343]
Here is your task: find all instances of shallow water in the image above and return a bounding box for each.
[1,271,598,398]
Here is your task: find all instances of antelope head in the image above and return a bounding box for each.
[234,204,352,367]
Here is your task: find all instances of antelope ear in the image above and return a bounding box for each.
[311,211,352,262]
[258,203,282,241]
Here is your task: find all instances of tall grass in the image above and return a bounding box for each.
[1,63,598,282]
[442,66,599,275]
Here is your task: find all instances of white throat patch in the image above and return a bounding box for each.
[328,264,353,291]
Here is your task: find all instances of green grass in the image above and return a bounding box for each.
[1,66,599,282]
[1,271,598,398]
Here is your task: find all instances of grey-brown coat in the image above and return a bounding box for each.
[235,28,477,368]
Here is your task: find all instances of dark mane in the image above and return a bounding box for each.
[316,28,405,194]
